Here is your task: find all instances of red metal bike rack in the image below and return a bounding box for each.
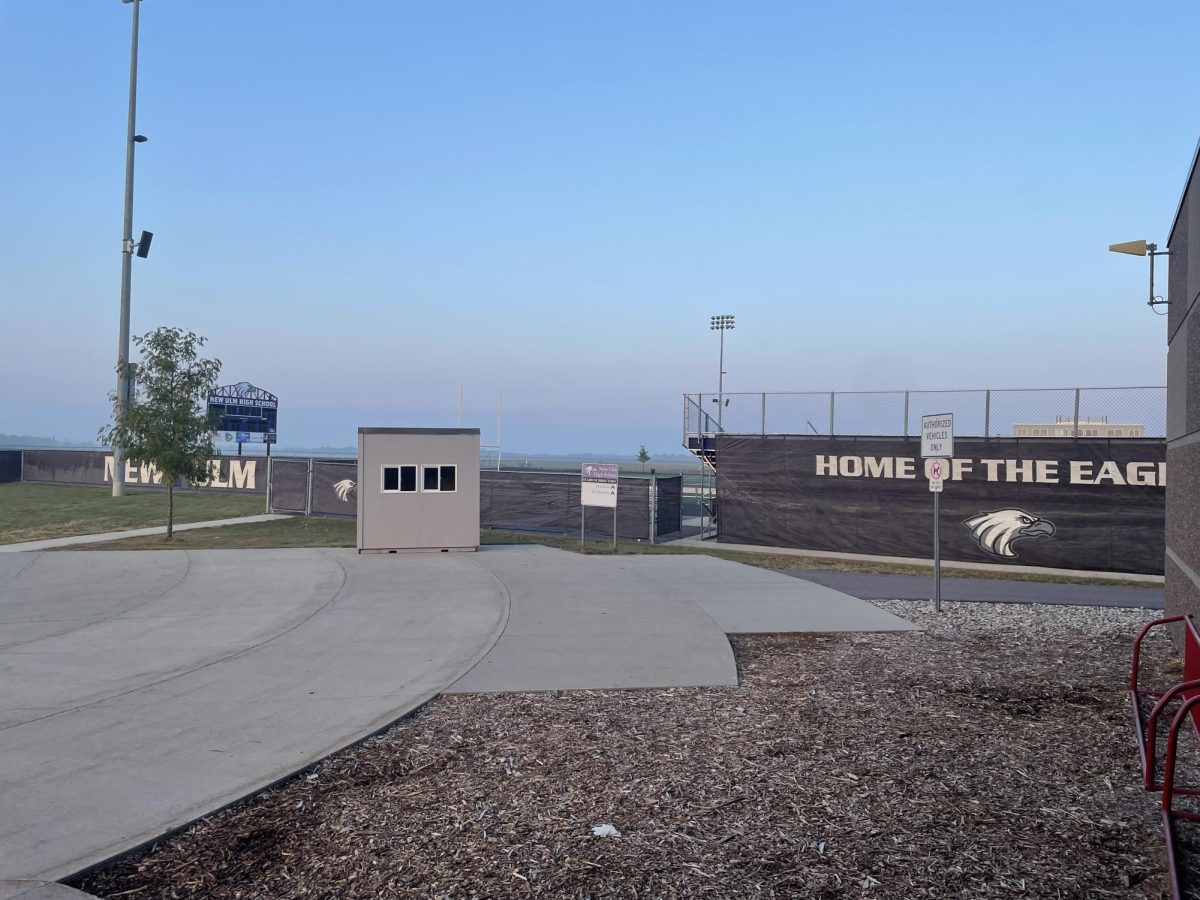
[1130,614,1200,899]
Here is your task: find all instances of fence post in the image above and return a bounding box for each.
[1073,388,1081,438]
[760,392,766,436]
[984,390,991,438]
[829,392,836,437]
[305,458,313,517]
[903,391,910,437]
[650,472,658,543]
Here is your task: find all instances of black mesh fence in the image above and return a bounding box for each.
[311,461,357,518]
[266,464,670,542]
[655,476,682,538]
[481,471,652,541]
[0,451,20,483]
[15,449,266,493]
[268,460,309,513]
[716,434,1166,575]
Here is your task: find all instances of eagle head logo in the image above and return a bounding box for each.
[333,478,357,502]
[962,508,1056,558]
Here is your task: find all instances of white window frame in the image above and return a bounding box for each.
[381,465,401,493]
[381,464,417,494]
[420,463,458,493]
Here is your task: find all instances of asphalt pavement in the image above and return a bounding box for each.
[785,569,1163,609]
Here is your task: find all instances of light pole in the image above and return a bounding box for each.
[709,314,734,430]
[112,0,146,497]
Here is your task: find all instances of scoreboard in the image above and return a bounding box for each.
[207,383,278,444]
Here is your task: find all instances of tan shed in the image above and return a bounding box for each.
[356,427,480,553]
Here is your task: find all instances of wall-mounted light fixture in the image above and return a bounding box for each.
[1108,239,1170,309]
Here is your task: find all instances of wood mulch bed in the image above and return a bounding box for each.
[77,600,1172,899]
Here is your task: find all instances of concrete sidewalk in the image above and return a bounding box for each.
[0,514,290,553]
[448,546,916,694]
[0,549,508,883]
[448,548,741,693]
[664,535,1164,584]
[786,569,1164,609]
[1,545,914,886]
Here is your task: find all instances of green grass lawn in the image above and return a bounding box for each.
[0,483,265,544]
[57,514,1160,587]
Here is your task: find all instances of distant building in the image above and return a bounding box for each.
[1013,416,1146,438]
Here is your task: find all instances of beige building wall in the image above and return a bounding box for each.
[1013,417,1146,438]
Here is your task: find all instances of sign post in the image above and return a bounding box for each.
[926,457,947,611]
[921,414,954,612]
[581,463,619,552]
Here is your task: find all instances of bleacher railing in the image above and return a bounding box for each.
[683,386,1167,442]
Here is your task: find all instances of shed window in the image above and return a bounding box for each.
[382,465,417,493]
[400,465,417,492]
[420,464,458,493]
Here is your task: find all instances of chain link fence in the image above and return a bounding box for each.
[684,386,1166,440]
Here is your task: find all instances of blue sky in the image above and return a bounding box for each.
[0,1,1195,454]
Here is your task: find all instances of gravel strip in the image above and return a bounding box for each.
[79,599,1175,899]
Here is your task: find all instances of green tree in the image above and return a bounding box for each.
[99,327,222,540]
[637,444,651,471]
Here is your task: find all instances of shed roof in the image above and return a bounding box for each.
[358,428,481,435]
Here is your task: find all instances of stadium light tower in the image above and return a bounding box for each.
[709,314,735,430]
[112,0,150,497]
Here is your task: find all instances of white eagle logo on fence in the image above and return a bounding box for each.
[962,508,1056,558]
[333,479,357,502]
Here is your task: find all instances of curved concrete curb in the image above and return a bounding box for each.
[0,882,97,900]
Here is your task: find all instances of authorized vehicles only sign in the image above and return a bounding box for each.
[921,413,954,458]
